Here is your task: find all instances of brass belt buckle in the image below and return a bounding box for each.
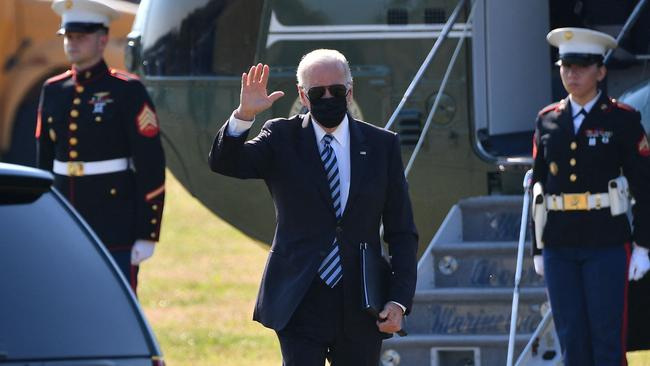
[67,162,84,176]
[562,193,588,211]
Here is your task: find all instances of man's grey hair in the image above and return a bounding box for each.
[296,49,353,89]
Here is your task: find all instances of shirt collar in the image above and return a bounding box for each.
[569,90,601,116]
[311,114,349,148]
[71,59,109,84]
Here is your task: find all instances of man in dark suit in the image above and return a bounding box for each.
[208,49,418,365]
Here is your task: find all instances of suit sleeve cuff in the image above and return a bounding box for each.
[227,112,254,137]
[390,301,407,314]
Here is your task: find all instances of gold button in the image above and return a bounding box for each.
[95,116,102,122]
[70,110,79,118]
[69,150,78,159]
[73,98,81,105]
[69,123,78,131]
[570,158,576,166]
[150,218,157,224]
[570,174,577,182]
[570,142,577,150]
[152,204,158,211]
[69,137,78,146]
[49,129,57,142]
[85,71,91,78]
[150,232,157,239]
[75,85,84,93]
[110,188,117,195]
[47,116,53,123]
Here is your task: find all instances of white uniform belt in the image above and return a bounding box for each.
[545,192,610,211]
[53,158,130,177]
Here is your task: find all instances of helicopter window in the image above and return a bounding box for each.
[141,0,263,76]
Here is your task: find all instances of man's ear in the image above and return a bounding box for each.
[347,86,353,104]
[297,84,309,109]
[597,65,607,82]
[98,33,109,49]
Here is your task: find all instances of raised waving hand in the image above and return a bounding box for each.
[234,63,285,121]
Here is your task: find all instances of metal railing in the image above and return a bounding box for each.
[506,169,533,366]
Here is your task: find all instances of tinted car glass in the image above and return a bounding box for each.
[0,190,151,361]
[620,79,650,133]
[141,0,263,76]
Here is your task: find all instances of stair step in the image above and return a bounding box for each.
[406,288,546,335]
[433,241,522,252]
[458,196,525,242]
[414,287,545,300]
[384,333,532,347]
[425,241,544,288]
[381,334,532,366]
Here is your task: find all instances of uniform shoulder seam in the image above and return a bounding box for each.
[613,100,637,112]
[109,68,141,82]
[44,70,72,85]
[538,102,561,116]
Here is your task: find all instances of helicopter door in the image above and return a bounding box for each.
[471,0,552,159]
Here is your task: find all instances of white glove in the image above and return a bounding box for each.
[629,243,650,281]
[131,240,156,265]
[533,255,544,276]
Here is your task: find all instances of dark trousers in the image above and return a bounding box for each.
[276,277,382,366]
[109,249,139,295]
[544,245,629,366]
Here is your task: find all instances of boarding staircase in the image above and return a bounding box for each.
[380,195,551,365]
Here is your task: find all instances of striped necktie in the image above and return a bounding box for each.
[318,134,343,287]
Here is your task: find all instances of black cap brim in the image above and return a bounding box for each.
[556,53,603,66]
[57,22,107,35]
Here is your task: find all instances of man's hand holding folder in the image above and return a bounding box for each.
[360,242,408,336]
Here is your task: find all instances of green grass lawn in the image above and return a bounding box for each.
[138,171,281,366]
[137,171,650,365]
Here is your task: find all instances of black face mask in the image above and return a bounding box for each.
[308,95,348,128]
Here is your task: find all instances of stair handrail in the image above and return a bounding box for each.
[384,0,469,132]
[506,169,534,366]
[514,308,555,366]
[379,0,473,242]
[404,0,477,176]
[604,0,648,65]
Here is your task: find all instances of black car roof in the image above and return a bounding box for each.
[0,163,53,197]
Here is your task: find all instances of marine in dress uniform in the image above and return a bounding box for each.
[531,28,650,365]
[36,0,165,292]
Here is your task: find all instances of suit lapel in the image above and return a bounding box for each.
[557,97,575,137]
[343,116,368,218]
[577,93,610,136]
[298,113,336,215]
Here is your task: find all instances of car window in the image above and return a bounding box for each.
[0,191,151,360]
[619,80,650,133]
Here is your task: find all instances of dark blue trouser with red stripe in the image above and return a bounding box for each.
[109,249,140,295]
[544,244,629,366]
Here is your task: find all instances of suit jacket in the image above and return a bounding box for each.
[208,113,418,338]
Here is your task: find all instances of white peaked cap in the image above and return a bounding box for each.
[52,0,119,30]
[547,27,617,56]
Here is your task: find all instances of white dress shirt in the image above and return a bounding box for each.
[569,90,601,134]
[311,115,351,214]
[227,113,351,214]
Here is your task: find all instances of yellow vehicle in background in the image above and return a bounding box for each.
[0,0,138,165]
